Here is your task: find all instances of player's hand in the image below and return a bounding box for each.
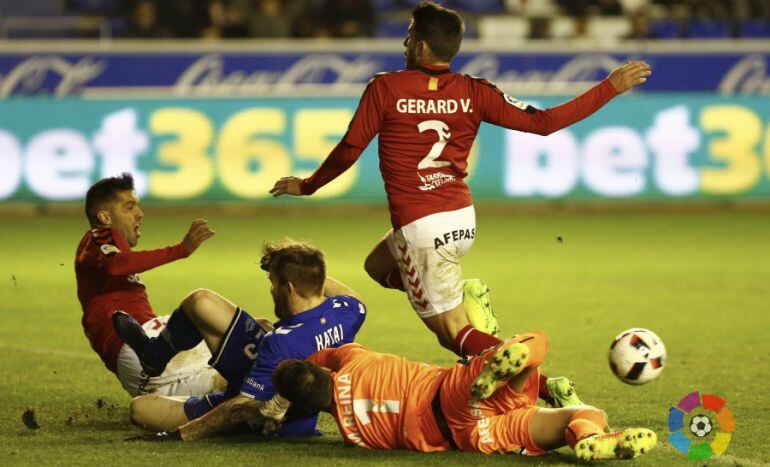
[269,177,304,197]
[182,219,215,255]
[125,430,183,442]
[246,412,285,436]
[607,61,651,94]
[260,417,284,436]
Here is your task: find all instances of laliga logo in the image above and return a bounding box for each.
[668,391,735,460]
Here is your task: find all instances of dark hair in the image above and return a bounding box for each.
[84,172,135,227]
[273,359,333,412]
[411,2,464,62]
[261,240,326,297]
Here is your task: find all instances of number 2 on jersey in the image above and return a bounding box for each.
[417,120,451,170]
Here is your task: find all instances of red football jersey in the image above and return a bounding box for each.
[75,227,189,372]
[303,64,617,228]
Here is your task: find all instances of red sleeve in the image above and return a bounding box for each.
[477,78,617,136]
[300,141,364,195]
[300,75,387,195]
[90,228,190,276]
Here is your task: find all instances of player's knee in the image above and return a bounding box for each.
[129,396,149,427]
[517,330,548,366]
[363,253,385,283]
[181,288,217,316]
[527,329,548,343]
[528,330,549,351]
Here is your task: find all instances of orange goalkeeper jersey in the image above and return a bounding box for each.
[310,333,549,455]
[308,344,452,452]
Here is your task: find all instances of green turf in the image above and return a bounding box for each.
[1,206,768,465]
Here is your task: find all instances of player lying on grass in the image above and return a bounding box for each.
[270,1,650,364]
[76,172,220,397]
[274,334,657,461]
[114,240,367,440]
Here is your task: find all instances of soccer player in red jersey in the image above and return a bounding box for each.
[274,335,657,461]
[75,173,219,396]
[270,2,651,359]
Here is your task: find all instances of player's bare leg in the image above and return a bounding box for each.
[130,395,190,432]
[423,304,473,352]
[364,233,404,290]
[528,406,656,461]
[114,289,272,376]
[180,289,237,352]
[181,289,272,351]
[367,230,500,356]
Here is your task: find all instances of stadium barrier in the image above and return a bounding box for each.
[1,95,768,203]
[0,40,768,97]
[1,40,767,204]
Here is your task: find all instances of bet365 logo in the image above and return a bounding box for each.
[668,391,735,460]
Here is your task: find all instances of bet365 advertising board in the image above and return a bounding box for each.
[0,95,768,203]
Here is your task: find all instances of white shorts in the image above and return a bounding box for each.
[116,316,219,397]
[386,205,476,318]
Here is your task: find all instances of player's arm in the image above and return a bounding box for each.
[479,61,650,136]
[179,393,260,440]
[308,347,341,370]
[269,76,387,197]
[96,220,214,276]
[323,276,363,302]
[179,393,290,441]
[125,394,261,441]
[129,392,290,442]
[309,343,367,371]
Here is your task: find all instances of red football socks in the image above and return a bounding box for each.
[538,374,553,402]
[455,324,502,356]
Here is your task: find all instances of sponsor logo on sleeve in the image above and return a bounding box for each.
[100,244,120,256]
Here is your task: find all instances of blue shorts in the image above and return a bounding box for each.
[182,307,322,437]
[184,307,267,419]
[209,307,268,381]
[184,392,228,420]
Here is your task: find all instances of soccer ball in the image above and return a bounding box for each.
[608,328,666,385]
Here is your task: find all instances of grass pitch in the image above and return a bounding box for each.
[0,205,768,466]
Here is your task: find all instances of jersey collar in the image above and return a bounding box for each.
[277,297,330,326]
[417,63,451,75]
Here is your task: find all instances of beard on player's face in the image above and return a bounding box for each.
[272,281,292,320]
[404,27,422,69]
[113,217,138,247]
[107,191,143,247]
[405,40,421,69]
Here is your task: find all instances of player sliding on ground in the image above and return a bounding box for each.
[75,173,220,397]
[270,1,650,364]
[274,333,657,461]
[113,240,367,440]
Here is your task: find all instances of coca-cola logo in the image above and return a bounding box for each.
[0,56,104,97]
[0,51,767,96]
[173,54,382,95]
[458,53,622,93]
[718,54,770,94]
